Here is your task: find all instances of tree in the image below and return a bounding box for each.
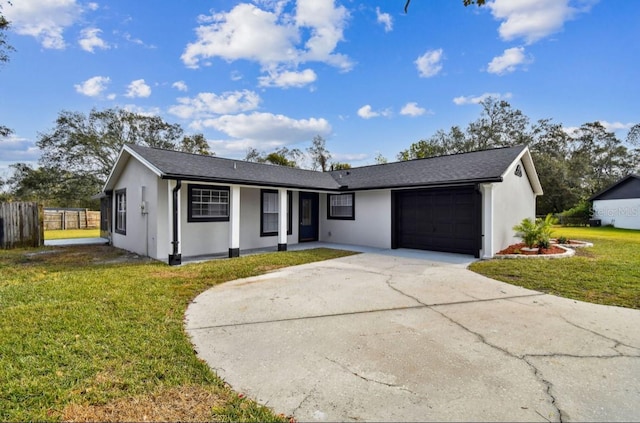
[374,153,388,165]
[37,108,184,182]
[307,135,332,172]
[244,147,302,167]
[330,162,351,171]
[6,163,101,208]
[1,2,16,137]
[180,133,212,155]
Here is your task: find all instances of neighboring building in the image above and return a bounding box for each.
[100,144,542,264]
[590,174,640,230]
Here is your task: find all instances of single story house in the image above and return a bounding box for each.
[590,174,640,230]
[100,144,542,265]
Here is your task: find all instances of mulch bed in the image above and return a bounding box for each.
[497,242,566,256]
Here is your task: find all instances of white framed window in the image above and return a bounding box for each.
[115,189,126,234]
[261,190,292,236]
[328,193,355,220]
[188,185,230,222]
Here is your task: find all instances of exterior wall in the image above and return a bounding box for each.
[593,198,640,229]
[490,159,536,255]
[177,183,300,258]
[154,179,170,261]
[238,188,299,250]
[111,158,160,258]
[319,190,391,249]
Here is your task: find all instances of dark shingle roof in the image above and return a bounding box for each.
[122,144,527,191]
[328,145,527,190]
[126,143,340,190]
[589,174,640,201]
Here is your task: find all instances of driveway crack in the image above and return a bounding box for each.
[558,316,640,355]
[324,356,424,398]
[386,281,564,422]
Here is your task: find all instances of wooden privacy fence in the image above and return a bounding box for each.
[43,208,101,230]
[0,202,44,249]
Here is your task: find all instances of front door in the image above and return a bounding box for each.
[298,192,319,242]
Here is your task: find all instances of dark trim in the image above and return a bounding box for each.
[187,184,230,222]
[327,192,355,220]
[114,188,126,235]
[588,174,640,201]
[228,248,240,258]
[168,253,182,266]
[390,190,398,249]
[260,189,292,237]
[278,243,287,251]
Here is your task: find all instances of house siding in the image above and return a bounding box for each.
[111,158,160,258]
[319,190,391,249]
[492,159,536,255]
[593,199,640,229]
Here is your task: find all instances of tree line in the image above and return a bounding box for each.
[1,100,638,214]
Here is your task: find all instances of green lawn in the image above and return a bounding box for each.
[470,226,640,309]
[45,229,101,240]
[0,246,356,422]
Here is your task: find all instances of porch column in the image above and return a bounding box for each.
[480,183,494,259]
[278,188,288,251]
[228,185,240,258]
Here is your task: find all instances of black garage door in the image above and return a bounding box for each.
[392,186,481,257]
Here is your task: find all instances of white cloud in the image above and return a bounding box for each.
[489,0,594,44]
[78,27,110,53]
[376,7,393,32]
[5,0,82,49]
[74,76,110,97]
[598,121,634,132]
[357,105,391,119]
[181,1,352,84]
[169,90,261,119]
[453,92,513,105]
[197,112,332,144]
[125,79,151,98]
[172,81,188,92]
[122,105,162,117]
[258,68,317,88]
[415,49,443,78]
[487,47,532,75]
[0,134,40,163]
[400,102,428,117]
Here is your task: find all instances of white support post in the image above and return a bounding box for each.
[278,188,288,251]
[228,185,241,258]
[481,183,494,259]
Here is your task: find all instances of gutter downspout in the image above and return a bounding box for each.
[168,180,182,265]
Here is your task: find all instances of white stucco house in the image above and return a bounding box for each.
[590,174,640,230]
[99,144,542,265]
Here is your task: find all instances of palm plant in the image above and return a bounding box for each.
[513,218,541,249]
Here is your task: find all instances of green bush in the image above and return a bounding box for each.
[513,214,558,249]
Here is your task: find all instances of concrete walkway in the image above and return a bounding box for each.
[185,252,640,422]
[44,237,109,246]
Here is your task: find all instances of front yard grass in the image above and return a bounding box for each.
[470,226,640,309]
[0,246,356,421]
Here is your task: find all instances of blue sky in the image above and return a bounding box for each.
[1,0,638,178]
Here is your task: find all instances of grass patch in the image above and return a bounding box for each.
[470,226,640,309]
[45,229,101,240]
[0,245,356,421]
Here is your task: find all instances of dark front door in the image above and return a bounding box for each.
[392,186,481,257]
[298,192,319,242]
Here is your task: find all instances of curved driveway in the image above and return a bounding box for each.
[185,252,640,422]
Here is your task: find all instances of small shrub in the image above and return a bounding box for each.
[513,218,541,248]
[557,235,568,244]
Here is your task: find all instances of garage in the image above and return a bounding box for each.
[392,186,481,257]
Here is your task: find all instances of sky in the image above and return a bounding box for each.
[0,0,638,178]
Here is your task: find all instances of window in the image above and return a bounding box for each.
[115,189,126,234]
[261,190,292,236]
[328,193,355,220]
[188,185,230,222]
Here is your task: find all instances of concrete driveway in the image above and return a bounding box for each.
[185,252,640,422]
